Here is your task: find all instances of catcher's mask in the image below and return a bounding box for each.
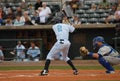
[93,36,105,49]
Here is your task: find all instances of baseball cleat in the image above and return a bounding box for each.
[40,70,49,76]
[73,70,79,75]
[105,70,115,74]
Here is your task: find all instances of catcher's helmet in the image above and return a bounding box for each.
[93,36,105,49]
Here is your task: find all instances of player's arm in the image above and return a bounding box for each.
[79,46,101,59]
[22,46,26,54]
[26,48,31,55]
[69,25,75,33]
[36,47,41,55]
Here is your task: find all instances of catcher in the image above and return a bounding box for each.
[80,36,120,74]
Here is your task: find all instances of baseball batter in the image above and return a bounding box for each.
[40,22,78,76]
[80,36,120,74]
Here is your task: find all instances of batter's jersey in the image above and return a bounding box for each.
[98,44,119,57]
[52,23,75,40]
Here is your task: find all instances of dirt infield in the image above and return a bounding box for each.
[0,60,120,81]
[0,70,120,81]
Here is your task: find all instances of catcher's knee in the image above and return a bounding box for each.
[98,57,106,64]
[98,57,114,71]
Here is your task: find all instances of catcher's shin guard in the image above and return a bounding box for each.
[98,57,114,72]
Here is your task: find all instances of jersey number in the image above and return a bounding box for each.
[57,25,62,32]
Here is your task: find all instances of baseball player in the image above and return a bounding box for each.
[27,42,40,61]
[0,46,4,62]
[80,36,120,74]
[40,21,78,76]
[14,41,26,61]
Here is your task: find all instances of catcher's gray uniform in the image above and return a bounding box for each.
[98,44,120,65]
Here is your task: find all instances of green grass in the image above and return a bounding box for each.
[0,66,119,71]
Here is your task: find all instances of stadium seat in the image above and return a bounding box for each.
[80,18,88,24]
[48,4,60,13]
[84,1,92,6]
[76,9,85,14]
[89,13,100,18]
[86,9,95,14]
[104,9,111,13]
[14,3,21,7]
[8,3,14,7]
[95,9,105,14]
[80,14,89,18]
[94,1,100,6]
[100,13,109,18]
[0,3,4,7]
[12,6,17,11]
[87,18,98,23]
[81,5,90,10]
[52,5,60,12]
[98,18,106,23]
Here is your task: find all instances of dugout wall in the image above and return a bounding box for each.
[0,25,118,60]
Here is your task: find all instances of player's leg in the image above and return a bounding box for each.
[40,42,60,76]
[98,57,115,74]
[104,56,120,66]
[40,59,50,76]
[61,42,78,75]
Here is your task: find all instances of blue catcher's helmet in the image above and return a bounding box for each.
[93,36,105,49]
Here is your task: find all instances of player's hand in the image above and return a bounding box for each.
[79,46,89,56]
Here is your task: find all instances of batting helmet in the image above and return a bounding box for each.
[93,36,105,49]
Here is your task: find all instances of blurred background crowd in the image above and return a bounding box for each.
[0,0,120,26]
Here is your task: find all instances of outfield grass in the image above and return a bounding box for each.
[0,66,119,70]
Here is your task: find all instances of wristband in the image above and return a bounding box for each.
[88,52,94,57]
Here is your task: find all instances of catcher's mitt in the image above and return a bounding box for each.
[79,46,89,56]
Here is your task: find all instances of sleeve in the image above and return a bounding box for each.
[98,46,111,56]
[48,7,51,14]
[13,20,17,26]
[27,48,30,55]
[22,45,25,50]
[36,47,41,55]
[69,25,75,33]
[0,50,4,56]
